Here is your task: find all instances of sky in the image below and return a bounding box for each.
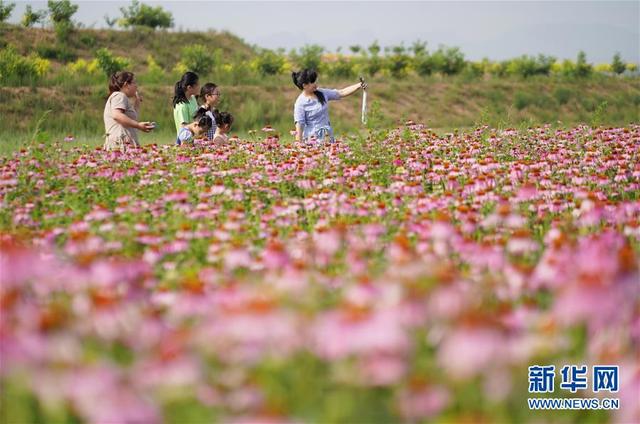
[7,1,640,63]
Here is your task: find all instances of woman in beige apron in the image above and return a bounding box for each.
[103,71,155,152]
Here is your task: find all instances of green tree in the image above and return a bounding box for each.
[611,52,626,75]
[0,1,15,23]
[349,45,361,55]
[574,51,592,78]
[410,40,427,56]
[47,0,78,41]
[414,53,435,76]
[182,44,215,75]
[21,5,46,27]
[296,44,324,70]
[118,0,173,30]
[254,49,285,76]
[48,0,77,24]
[431,46,465,75]
[367,41,381,57]
[386,44,410,78]
[95,48,130,77]
[104,14,117,28]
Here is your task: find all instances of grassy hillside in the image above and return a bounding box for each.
[1,26,639,151]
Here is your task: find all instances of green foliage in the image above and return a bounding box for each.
[0,0,14,23]
[574,51,593,78]
[181,44,216,76]
[104,14,117,28]
[47,0,78,42]
[431,46,465,75]
[293,44,324,70]
[140,54,164,83]
[253,49,286,76]
[553,87,572,105]
[21,5,46,28]
[367,41,381,56]
[118,0,173,30]
[462,61,485,79]
[0,45,50,84]
[325,56,356,79]
[505,54,555,78]
[590,101,609,126]
[364,56,383,77]
[414,53,435,77]
[513,91,533,110]
[95,47,130,78]
[385,45,410,78]
[36,44,76,62]
[410,40,427,56]
[611,53,626,75]
[48,0,77,23]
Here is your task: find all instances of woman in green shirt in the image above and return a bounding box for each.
[172,71,200,136]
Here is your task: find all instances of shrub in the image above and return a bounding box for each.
[118,0,173,30]
[513,91,532,110]
[293,44,324,70]
[325,55,356,79]
[574,51,592,78]
[36,44,76,62]
[594,63,612,73]
[414,53,435,77]
[66,58,99,75]
[21,5,46,27]
[0,1,14,23]
[142,54,164,81]
[553,87,572,105]
[95,47,130,78]
[462,61,485,79]
[47,0,78,42]
[253,49,285,76]
[0,46,50,83]
[181,44,216,76]
[611,53,626,75]
[385,45,410,78]
[431,46,465,75]
[505,54,555,78]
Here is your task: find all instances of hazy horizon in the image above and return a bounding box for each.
[7,1,640,63]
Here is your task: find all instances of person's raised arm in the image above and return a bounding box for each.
[337,80,367,98]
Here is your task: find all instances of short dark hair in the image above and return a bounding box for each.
[212,110,234,127]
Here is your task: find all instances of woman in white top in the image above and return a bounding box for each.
[103,71,154,152]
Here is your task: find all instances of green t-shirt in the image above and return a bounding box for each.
[173,95,199,135]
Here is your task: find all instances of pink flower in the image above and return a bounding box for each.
[437,327,503,379]
[312,307,409,360]
[398,385,450,420]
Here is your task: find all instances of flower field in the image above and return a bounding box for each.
[1,124,639,423]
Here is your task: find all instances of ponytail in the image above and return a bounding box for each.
[172,71,199,107]
[193,108,213,131]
